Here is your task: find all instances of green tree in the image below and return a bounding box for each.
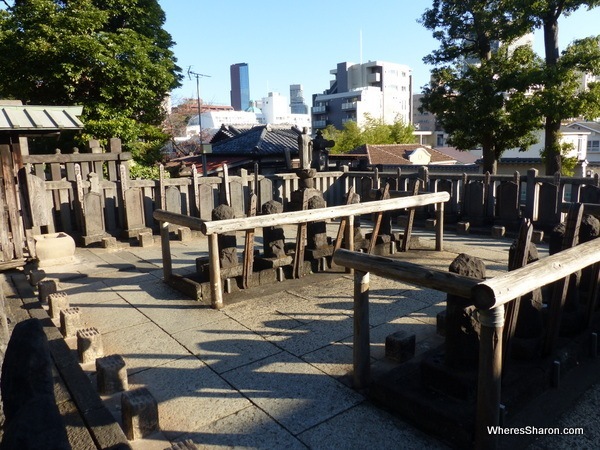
[520,0,600,174]
[0,0,182,153]
[322,115,415,154]
[420,0,541,174]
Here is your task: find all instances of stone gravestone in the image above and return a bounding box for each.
[166,186,182,232]
[123,187,152,238]
[462,181,485,227]
[444,253,485,369]
[198,184,214,221]
[496,181,520,228]
[536,182,560,229]
[255,200,293,270]
[508,240,544,359]
[306,195,333,261]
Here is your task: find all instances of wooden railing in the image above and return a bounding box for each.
[153,191,450,309]
[332,236,600,449]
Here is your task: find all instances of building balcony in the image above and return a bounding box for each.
[313,120,327,129]
[341,101,357,111]
[312,105,327,114]
[368,72,381,83]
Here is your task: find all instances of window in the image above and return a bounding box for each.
[588,140,600,152]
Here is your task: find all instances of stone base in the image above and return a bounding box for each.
[122,227,152,240]
[254,255,294,270]
[33,232,77,268]
[81,233,112,247]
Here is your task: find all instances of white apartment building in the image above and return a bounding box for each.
[312,61,412,131]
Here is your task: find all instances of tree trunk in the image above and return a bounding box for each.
[482,144,497,175]
[543,16,561,175]
[544,116,562,175]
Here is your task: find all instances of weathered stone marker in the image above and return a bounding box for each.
[97,354,128,395]
[77,327,104,364]
[60,307,82,337]
[121,387,159,440]
[48,291,69,319]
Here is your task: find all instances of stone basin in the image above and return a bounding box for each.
[33,232,76,268]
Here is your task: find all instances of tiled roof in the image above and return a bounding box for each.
[433,146,480,164]
[348,144,455,165]
[0,104,83,131]
[211,125,299,156]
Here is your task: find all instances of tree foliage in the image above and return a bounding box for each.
[519,0,600,174]
[421,0,600,175]
[420,0,542,174]
[0,0,182,153]
[322,114,416,154]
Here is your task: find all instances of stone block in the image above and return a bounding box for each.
[425,218,437,230]
[96,354,128,395]
[492,225,505,238]
[101,236,118,249]
[138,231,154,247]
[27,269,46,287]
[121,387,159,440]
[457,222,470,234]
[33,232,76,268]
[532,230,544,244]
[60,307,82,337]
[38,279,59,303]
[48,291,69,319]
[77,327,104,364]
[385,330,416,363]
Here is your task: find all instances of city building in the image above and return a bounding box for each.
[312,61,412,131]
[230,63,250,111]
[290,84,308,114]
[258,92,311,130]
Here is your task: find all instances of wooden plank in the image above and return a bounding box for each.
[353,270,371,389]
[400,182,419,252]
[585,262,600,328]
[333,249,480,298]
[472,235,600,311]
[502,220,533,364]
[0,145,23,258]
[0,176,13,261]
[202,192,450,235]
[543,203,583,356]
[293,190,309,279]
[367,184,390,254]
[333,186,355,253]
[22,152,132,164]
[208,233,223,309]
[242,193,257,289]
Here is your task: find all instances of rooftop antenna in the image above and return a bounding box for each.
[187,66,211,176]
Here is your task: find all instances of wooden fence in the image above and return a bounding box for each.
[333,231,600,449]
[19,140,600,248]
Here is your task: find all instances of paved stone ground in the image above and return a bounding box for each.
[2,224,597,449]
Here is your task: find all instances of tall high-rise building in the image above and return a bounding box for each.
[289,84,308,114]
[230,63,250,111]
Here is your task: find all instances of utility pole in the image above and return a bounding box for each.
[187,67,211,176]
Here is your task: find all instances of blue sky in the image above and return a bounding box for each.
[160,1,600,106]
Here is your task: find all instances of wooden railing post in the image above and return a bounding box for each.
[208,233,223,310]
[160,220,172,281]
[354,270,370,389]
[435,201,444,251]
[525,168,539,221]
[475,305,505,450]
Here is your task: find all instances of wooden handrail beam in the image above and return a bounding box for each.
[333,249,480,298]
[472,237,600,310]
[153,209,206,231]
[201,192,450,235]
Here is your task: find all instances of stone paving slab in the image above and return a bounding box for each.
[172,317,283,375]
[100,321,191,376]
[296,401,448,449]
[221,352,363,436]
[125,356,252,442]
[178,405,305,450]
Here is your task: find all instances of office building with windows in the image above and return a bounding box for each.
[230,63,250,111]
[311,61,412,131]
